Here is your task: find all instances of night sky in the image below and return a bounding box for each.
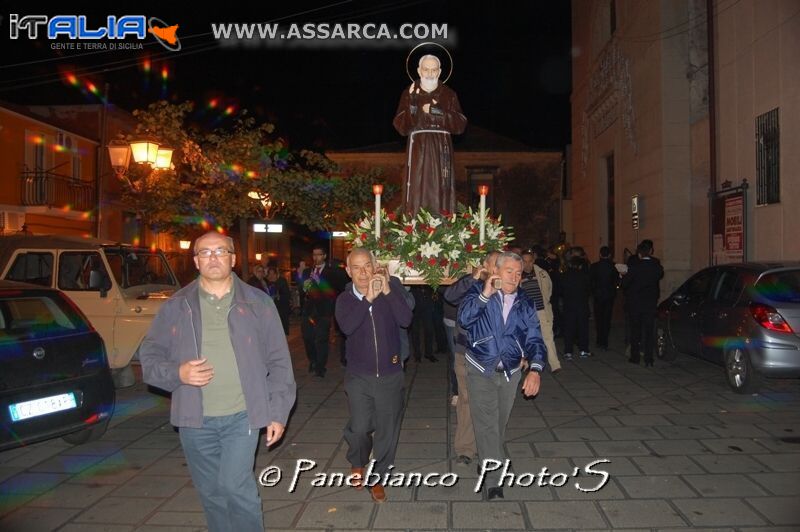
[1,1,572,151]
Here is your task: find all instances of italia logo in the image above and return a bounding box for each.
[8,14,181,51]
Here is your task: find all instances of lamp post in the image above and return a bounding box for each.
[106,138,174,245]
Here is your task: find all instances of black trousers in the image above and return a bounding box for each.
[344,371,404,474]
[563,306,589,354]
[302,315,331,376]
[629,309,656,363]
[411,306,434,360]
[593,296,615,348]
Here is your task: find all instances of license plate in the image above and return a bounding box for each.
[9,392,78,422]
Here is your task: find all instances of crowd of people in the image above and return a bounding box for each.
[139,231,664,529]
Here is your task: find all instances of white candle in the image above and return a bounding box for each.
[479,193,486,245]
[375,193,381,239]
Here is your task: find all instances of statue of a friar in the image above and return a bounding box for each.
[393,54,467,216]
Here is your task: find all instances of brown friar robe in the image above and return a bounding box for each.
[393,82,467,216]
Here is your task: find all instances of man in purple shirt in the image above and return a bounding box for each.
[334,249,413,503]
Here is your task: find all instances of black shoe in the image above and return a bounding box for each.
[644,360,654,367]
[487,487,504,500]
[308,363,315,373]
[455,455,472,465]
[424,355,439,362]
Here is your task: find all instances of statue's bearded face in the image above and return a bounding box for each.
[418,58,441,92]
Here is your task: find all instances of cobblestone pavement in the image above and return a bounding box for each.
[1,321,799,531]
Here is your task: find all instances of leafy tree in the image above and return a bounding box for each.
[120,101,393,236]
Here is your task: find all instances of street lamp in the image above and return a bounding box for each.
[107,138,174,180]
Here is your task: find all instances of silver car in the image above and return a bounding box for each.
[656,262,800,393]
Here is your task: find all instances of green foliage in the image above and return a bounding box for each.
[346,207,513,289]
[120,101,392,234]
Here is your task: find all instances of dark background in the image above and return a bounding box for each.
[0,1,572,151]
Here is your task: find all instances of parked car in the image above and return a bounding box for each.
[0,235,180,387]
[0,280,115,450]
[656,262,800,393]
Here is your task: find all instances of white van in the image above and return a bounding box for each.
[0,235,180,387]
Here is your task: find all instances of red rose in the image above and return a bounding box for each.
[406,261,414,268]
[440,209,450,217]
[466,244,473,252]
[428,258,438,266]
[404,225,413,234]
[463,213,470,219]
[470,228,478,235]
[452,262,459,270]
[440,258,449,266]
[426,226,435,235]
[387,212,397,221]
[360,233,367,241]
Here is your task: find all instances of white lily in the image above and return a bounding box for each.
[420,241,443,258]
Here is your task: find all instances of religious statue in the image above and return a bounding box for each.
[393,54,467,216]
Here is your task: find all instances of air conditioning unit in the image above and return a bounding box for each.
[0,212,26,234]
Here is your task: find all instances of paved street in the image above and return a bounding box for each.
[1,320,799,531]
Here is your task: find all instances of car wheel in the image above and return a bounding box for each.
[112,363,136,389]
[62,418,110,445]
[656,326,676,361]
[725,348,760,394]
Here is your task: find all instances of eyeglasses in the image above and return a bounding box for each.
[196,248,234,258]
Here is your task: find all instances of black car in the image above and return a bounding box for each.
[0,280,115,450]
[657,262,800,393]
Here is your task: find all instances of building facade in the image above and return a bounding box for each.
[571,0,799,293]
[328,125,564,250]
[0,104,98,236]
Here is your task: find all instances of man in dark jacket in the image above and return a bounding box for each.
[589,246,620,350]
[444,250,501,466]
[335,248,413,503]
[621,240,664,366]
[300,245,345,378]
[140,232,296,532]
[458,252,545,500]
[561,256,592,359]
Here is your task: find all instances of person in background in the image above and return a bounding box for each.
[561,255,592,360]
[621,240,664,366]
[589,246,619,351]
[267,266,291,335]
[521,250,561,373]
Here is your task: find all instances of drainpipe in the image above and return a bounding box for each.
[97,83,109,239]
[707,0,717,265]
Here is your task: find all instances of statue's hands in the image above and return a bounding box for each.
[408,82,418,95]
[422,103,430,113]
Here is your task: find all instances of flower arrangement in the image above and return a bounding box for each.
[345,207,513,288]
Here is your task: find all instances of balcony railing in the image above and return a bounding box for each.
[20,171,96,211]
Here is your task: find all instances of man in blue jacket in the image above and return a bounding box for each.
[139,231,296,532]
[335,248,413,503]
[458,251,546,500]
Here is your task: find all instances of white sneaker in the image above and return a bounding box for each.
[450,395,459,406]
[564,353,573,360]
[580,351,592,358]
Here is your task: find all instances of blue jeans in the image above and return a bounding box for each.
[179,411,263,532]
